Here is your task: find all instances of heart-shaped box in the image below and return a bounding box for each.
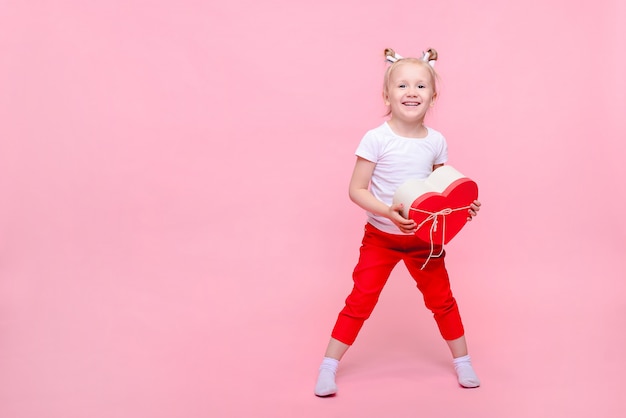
[393,165,478,244]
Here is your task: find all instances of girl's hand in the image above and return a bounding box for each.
[467,200,481,221]
[389,203,417,234]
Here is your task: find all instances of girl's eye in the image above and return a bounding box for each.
[398,84,406,88]
[418,84,425,89]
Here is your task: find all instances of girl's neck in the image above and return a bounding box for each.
[387,118,428,138]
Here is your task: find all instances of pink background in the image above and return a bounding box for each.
[1,1,625,417]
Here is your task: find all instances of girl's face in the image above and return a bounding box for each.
[384,62,437,124]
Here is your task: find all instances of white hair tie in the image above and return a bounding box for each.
[421,50,436,67]
[385,51,403,63]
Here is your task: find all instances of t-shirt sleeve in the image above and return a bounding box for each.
[355,130,379,163]
[434,135,448,165]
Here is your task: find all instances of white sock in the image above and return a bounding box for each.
[453,354,480,388]
[314,357,339,397]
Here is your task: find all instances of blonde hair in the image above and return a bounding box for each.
[382,48,439,116]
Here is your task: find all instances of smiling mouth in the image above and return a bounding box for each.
[403,102,421,106]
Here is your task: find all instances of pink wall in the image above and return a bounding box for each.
[1,1,625,417]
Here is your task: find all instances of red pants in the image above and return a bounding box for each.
[331,223,465,345]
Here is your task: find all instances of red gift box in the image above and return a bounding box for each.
[393,165,478,245]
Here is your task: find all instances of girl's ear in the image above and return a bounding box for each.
[430,92,438,107]
[382,91,390,106]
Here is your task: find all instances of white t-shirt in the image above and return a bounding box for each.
[355,122,448,234]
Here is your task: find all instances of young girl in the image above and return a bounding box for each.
[314,48,481,397]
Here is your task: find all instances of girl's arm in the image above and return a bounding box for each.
[348,157,417,234]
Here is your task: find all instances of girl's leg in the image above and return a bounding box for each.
[405,256,480,388]
[446,335,468,358]
[316,253,395,397]
[324,337,350,360]
[316,225,401,397]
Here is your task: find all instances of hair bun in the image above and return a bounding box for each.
[384,48,396,59]
[425,48,438,61]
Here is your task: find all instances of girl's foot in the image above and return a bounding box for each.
[453,355,480,388]
[314,357,339,397]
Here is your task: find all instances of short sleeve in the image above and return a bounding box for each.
[434,134,448,165]
[355,130,380,163]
